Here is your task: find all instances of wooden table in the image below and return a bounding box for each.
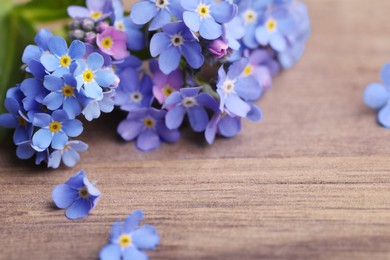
[1,0,390,259]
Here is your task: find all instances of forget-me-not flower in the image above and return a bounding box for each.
[52,170,101,220]
[99,210,160,260]
[68,0,111,22]
[150,21,204,74]
[48,140,89,168]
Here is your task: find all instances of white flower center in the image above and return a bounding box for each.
[182,97,197,108]
[115,21,125,31]
[131,91,143,103]
[222,79,236,94]
[243,9,257,24]
[171,34,184,47]
[155,0,169,8]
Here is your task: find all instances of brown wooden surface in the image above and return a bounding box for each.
[2,0,390,259]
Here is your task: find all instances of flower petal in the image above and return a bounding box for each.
[123,247,148,260]
[52,131,68,150]
[150,32,171,57]
[48,36,68,56]
[136,129,160,151]
[124,209,144,233]
[183,11,201,32]
[199,18,222,40]
[158,47,181,75]
[52,184,78,209]
[132,224,160,250]
[117,119,143,141]
[187,106,209,132]
[65,199,92,220]
[165,105,186,129]
[99,244,122,260]
[68,40,86,59]
[130,1,157,25]
[62,119,83,137]
[364,83,389,110]
[32,128,53,150]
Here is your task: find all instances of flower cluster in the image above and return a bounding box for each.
[364,62,390,128]
[64,0,310,152]
[0,29,118,168]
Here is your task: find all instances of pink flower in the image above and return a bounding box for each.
[97,26,129,60]
[150,61,183,104]
[208,38,229,59]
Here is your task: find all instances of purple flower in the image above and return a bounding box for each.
[130,0,183,31]
[364,62,390,128]
[163,87,218,132]
[48,140,89,169]
[181,0,237,40]
[74,53,116,99]
[97,26,129,60]
[150,21,204,74]
[208,38,229,59]
[216,58,262,118]
[114,68,153,111]
[99,210,160,260]
[42,74,82,119]
[31,110,83,150]
[150,60,183,104]
[40,36,86,77]
[52,170,101,220]
[117,108,180,151]
[68,0,111,22]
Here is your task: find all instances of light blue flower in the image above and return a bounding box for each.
[99,210,160,260]
[48,140,89,169]
[181,0,237,40]
[74,53,116,99]
[163,87,218,132]
[150,21,204,74]
[52,170,101,220]
[130,0,183,31]
[364,62,390,128]
[22,29,53,65]
[31,110,83,150]
[68,0,111,22]
[40,36,86,77]
[216,58,262,119]
[205,111,242,144]
[81,89,115,121]
[42,74,82,119]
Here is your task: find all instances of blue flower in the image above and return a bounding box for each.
[364,62,390,128]
[42,74,82,119]
[114,68,153,111]
[99,210,160,260]
[163,87,218,132]
[181,0,237,40]
[22,29,53,66]
[31,110,83,150]
[74,53,116,99]
[150,21,204,74]
[20,77,49,110]
[40,36,86,77]
[48,140,89,169]
[130,0,183,31]
[112,0,145,51]
[0,96,33,144]
[255,6,293,52]
[216,58,262,119]
[52,170,101,220]
[117,108,180,151]
[16,140,49,165]
[68,0,111,22]
[81,89,115,121]
[205,111,242,144]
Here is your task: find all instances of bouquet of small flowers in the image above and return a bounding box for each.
[0,0,310,168]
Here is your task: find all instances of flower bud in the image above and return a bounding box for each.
[208,38,229,59]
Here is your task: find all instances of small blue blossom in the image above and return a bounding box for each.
[74,53,116,99]
[81,89,116,121]
[117,108,180,151]
[40,36,86,76]
[52,170,101,220]
[130,0,183,31]
[181,0,237,40]
[216,58,262,119]
[22,29,53,66]
[42,74,82,119]
[32,110,83,150]
[16,140,50,164]
[20,77,49,109]
[205,111,242,144]
[364,62,390,128]
[114,68,153,112]
[150,21,204,74]
[163,87,218,132]
[48,140,89,169]
[68,0,111,22]
[99,210,160,260]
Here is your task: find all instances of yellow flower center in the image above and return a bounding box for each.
[17,116,27,126]
[83,70,94,83]
[115,21,125,31]
[243,65,253,76]
[49,121,62,133]
[197,4,210,18]
[62,86,74,97]
[243,9,257,24]
[119,234,132,248]
[101,37,113,49]
[266,18,277,32]
[144,118,155,128]
[163,86,174,97]
[63,144,70,150]
[78,187,89,199]
[60,55,71,68]
[91,11,102,20]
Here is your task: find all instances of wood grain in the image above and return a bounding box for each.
[1,0,390,259]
